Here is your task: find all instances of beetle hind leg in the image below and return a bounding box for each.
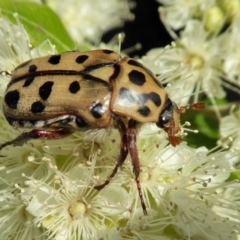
[0,128,73,151]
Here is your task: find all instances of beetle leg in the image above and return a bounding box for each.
[0,129,73,151]
[95,119,147,215]
[94,119,128,190]
[94,120,147,215]
[127,120,147,215]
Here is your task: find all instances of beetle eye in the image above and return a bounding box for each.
[160,115,170,127]
[157,114,171,128]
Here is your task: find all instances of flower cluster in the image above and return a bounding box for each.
[47,0,133,44]
[0,1,239,240]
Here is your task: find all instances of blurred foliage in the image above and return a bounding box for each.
[0,0,75,52]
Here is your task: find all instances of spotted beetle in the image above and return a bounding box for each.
[0,49,204,215]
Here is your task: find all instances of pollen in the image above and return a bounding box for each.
[69,201,88,219]
[185,53,205,70]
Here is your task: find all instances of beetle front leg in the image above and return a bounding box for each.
[0,128,73,151]
[127,120,147,215]
[95,119,147,215]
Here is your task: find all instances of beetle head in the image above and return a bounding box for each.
[157,99,205,147]
[157,98,182,146]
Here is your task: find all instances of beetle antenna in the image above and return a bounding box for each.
[179,102,205,113]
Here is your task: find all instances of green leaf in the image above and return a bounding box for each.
[181,109,219,149]
[204,97,227,106]
[0,0,76,52]
[195,113,219,139]
[227,172,240,181]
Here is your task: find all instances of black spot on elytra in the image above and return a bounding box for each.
[127,59,144,68]
[76,117,88,128]
[23,76,35,87]
[76,55,89,64]
[138,106,151,116]
[29,65,37,73]
[31,101,46,113]
[128,70,146,86]
[15,59,32,70]
[119,87,161,107]
[148,92,161,106]
[128,59,164,89]
[5,90,20,109]
[90,102,104,118]
[39,81,54,100]
[48,55,61,65]
[69,81,80,94]
[103,49,114,54]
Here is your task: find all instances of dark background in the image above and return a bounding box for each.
[102,0,170,57]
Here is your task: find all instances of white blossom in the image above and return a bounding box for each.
[0,14,56,96]
[219,105,240,165]
[0,8,240,240]
[47,0,134,43]
[158,0,215,30]
[142,20,229,118]
[222,14,240,91]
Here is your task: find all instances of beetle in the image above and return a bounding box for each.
[0,49,204,215]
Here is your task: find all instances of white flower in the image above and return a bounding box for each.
[24,163,128,240]
[133,127,240,239]
[219,105,240,165]
[0,186,44,240]
[219,105,240,148]
[165,147,239,239]
[0,14,56,96]
[142,20,228,118]
[47,0,133,43]
[0,14,31,70]
[222,14,240,91]
[0,14,31,95]
[158,0,215,30]
[0,9,240,240]
[1,119,240,239]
